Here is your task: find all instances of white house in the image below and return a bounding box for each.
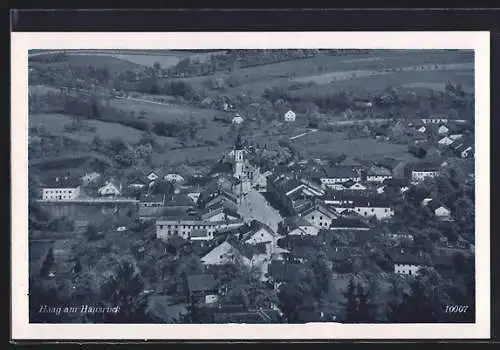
[387,249,427,276]
[438,125,449,135]
[318,166,361,186]
[284,110,296,122]
[411,163,440,183]
[242,221,278,256]
[435,206,451,220]
[42,177,81,200]
[98,181,121,197]
[350,197,394,220]
[438,136,454,146]
[200,241,251,266]
[232,114,244,125]
[146,170,161,183]
[417,126,426,133]
[298,203,339,229]
[366,166,393,183]
[164,173,185,183]
[283,217,320,236]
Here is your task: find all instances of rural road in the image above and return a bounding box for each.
[290,129,318,140]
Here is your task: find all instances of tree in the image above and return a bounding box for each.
[342,279,375,323]
[95,260,157,323]
[388,279,442,323]
[40,247,55,277]
[84,224,101,242]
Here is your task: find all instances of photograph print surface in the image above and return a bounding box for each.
[12,32,490,340]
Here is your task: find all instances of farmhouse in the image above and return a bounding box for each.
[351,197,395,220]
[146,170,161,183]
[365,166,393,183]
[282,216,320,236]
[232,114,244,125]
[164,173,185,183]
[284,110,296,122]
[297,202,339,229]
[438,125,450,135]
[411,163,441,183]
[155,209,244,241]
[238,220,278,256]
[186,274,219,306]
[316,166,361,187]
[138,193,166,219]
[200,240,259,267]
[385,249,428,276]
[97,180,122,197]
[438,136,454,146]
[42,176,81,200]
[427,200,452,221]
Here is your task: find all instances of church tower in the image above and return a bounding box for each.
[233,134,245,179]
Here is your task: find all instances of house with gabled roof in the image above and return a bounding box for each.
[426,200,452,221]
[186,274,219,306]
[297,202,339,229]
[97,179,122,197]
[365,165,393,183]
[138,192,166,219]
[239,220,278,256]
[281,216,320,236]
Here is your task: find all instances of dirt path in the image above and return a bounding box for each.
[289,129,318,140]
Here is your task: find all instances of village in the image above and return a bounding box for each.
[31,107,475,323]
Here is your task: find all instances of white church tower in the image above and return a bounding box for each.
[233,134,245,179]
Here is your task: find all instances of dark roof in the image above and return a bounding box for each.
[412,162,440,172]
[166,235,189,249]
[209,161,233,176]
[139,193,165,202]
[382,178,409,187]
[366,166,392,176]
[187,274,216,293]
[385,249,428,265]
[351,196,394,207]
[268,262,303,282]
[299,203,338,219]
[42,176,80,188]
[322,166,359,179]
[127,175,149,185]
[164,194,195,207]
[183,176,213,188]
[330,218,369,229]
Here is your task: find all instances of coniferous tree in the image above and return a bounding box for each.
[388,280,441,323]
[95,260,156,323]
[39,247,55,277]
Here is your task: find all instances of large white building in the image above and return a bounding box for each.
[411,163,441,183]
[155,207,244,241]
[42,177,81,200]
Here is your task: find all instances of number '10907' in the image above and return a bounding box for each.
[444,305,469,313]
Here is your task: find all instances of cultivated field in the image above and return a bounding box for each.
[290,130,418,162]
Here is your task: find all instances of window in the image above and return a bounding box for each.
[311,216,314,220]
[371,209,374,212]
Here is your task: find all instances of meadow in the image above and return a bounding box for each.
[290,130,418,162]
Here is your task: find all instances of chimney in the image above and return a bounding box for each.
[55,177,59,182]
[400,248,404,254]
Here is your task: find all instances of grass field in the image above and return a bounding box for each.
[29,50,227,68]
[289,69,474,97]
[176,50,474,96]
[29,113,179,146]
[290,130,418,162]
[30,54,141,75]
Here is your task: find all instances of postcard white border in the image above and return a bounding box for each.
[11,31,490,340]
